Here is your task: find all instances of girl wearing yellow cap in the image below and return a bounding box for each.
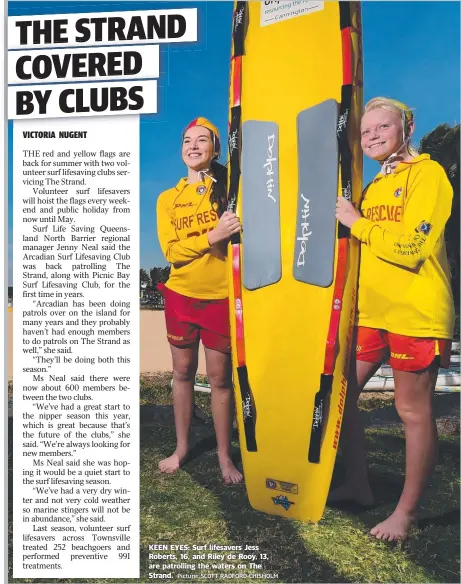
[333,97,455,540]
[156,118,243,484]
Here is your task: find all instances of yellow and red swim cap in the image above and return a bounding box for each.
[185,116,220,139]
[184,117,220,157]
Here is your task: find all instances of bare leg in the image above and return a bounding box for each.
[370,364,439,541]
[205,347,243,484]
[159,344,198,474]
[328,358,381,506]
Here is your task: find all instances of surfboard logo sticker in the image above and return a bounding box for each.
[264,133,277,203]
[234,4,245,31]
[261,1,324,27]
[229,128,238,156]
[337,108,349,138]
[342,180,352,201]
[242,395,252,420]
[312,400,324,429]
[272,495,295,511]
[295,193,312,268]
[266,478,299,495]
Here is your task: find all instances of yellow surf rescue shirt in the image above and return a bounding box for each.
[351,154,454,339]
[156,177,228,299]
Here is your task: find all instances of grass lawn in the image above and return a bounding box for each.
[8,375,460,583]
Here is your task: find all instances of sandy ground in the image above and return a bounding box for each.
[7,310,207,380]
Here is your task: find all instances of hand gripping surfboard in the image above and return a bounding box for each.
[227,1,363,522]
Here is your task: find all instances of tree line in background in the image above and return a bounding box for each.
[139,266,171,306]
[140,266,171,287]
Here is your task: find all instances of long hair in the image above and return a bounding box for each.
[182,123,228,216]
[209,159,228,217]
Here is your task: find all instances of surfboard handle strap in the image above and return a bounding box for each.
[308,374,333,463]
[308,2,356,464]
[228,1,257,453]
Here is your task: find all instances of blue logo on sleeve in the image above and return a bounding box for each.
[417,221,432,235]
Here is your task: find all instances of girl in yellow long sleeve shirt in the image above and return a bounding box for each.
[333,98,455,541]
[156,118,243,483]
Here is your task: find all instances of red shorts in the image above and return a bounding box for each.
[356,326,452,372]
[158,284,231,354]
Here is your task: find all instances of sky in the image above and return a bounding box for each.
[7,0,461,279]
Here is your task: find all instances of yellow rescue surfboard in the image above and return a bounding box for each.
[227,1,363,522]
